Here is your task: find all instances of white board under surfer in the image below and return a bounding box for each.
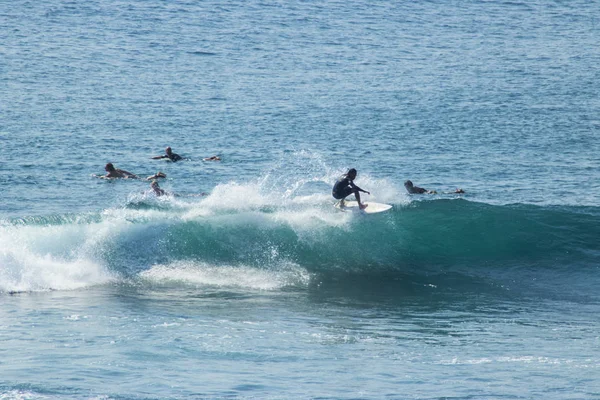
[334,200,392,214]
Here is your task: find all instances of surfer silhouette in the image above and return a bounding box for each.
[404,180,464,194]
[332,168,370,209]
[404,180,436,194]
[151,146,183,162]
[99,164,166,181]
[101,163,139,179]
[150,180,166,196]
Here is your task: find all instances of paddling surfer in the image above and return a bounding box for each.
[404,180,436,194]
[99,164,166,181]
[404,180,464,194]
[152,146,183,162]
[101,163,139,179]
[332,168,370,209]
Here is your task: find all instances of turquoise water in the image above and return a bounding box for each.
[2,0,600,399]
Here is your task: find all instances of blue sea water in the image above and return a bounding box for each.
[1,0,600,398]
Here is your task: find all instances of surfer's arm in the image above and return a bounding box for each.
[118,170,139,179]
[151,155,167,160]
[146,172,167,180]
[350,182,370,195]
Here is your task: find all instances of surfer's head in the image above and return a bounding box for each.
[346,168,357,179]
[105,163,115,172]
[404,180,413,188]
[165,146,172,155]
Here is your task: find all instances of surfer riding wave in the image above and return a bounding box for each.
[332,168,370,210]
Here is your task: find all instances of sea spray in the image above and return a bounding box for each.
[0,219,114,292]
[2,193,599,294]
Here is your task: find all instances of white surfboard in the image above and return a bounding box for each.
[334,200,392,214]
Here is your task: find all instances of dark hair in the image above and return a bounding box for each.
[404,180,413,186]
[347,168,357,175]
[105,163,115,171]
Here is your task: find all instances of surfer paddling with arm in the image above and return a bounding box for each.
[99,163,167,180]
[146,172,167,180]
[151,146,183,162]
[332,168,370,210]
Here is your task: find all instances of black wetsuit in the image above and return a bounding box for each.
[167,153,182,162]
[405,185,427,194]
[332,176,354,200]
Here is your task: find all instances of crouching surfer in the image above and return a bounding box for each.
[332,168,370,210]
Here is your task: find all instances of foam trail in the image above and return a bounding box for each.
[139,261,311,290]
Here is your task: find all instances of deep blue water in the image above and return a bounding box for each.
[1,0,600,399]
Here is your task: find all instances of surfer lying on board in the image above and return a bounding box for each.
[151,146,183,162]
[404,180,437,194]
[332,168,370,210]
[99,164,167,180]
[404,180,465,194]
[102,163,139,179]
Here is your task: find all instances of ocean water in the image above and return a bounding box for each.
[1,0,600,399]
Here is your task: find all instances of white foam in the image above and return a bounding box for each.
[0,221,115,293]
[140,260,311,290]
[101,206,177,224]
[126,189,194,210]
[0,250,112,293]
[341,173,408,206]
[182,181,281,219]
[0,156,409,294]
[182,171,405,225]
[0,390,52,400]
[272,207,352,232]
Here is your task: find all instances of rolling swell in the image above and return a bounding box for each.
[118,199,600,272]
[389,199,600,269]
[1,198,599,293]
